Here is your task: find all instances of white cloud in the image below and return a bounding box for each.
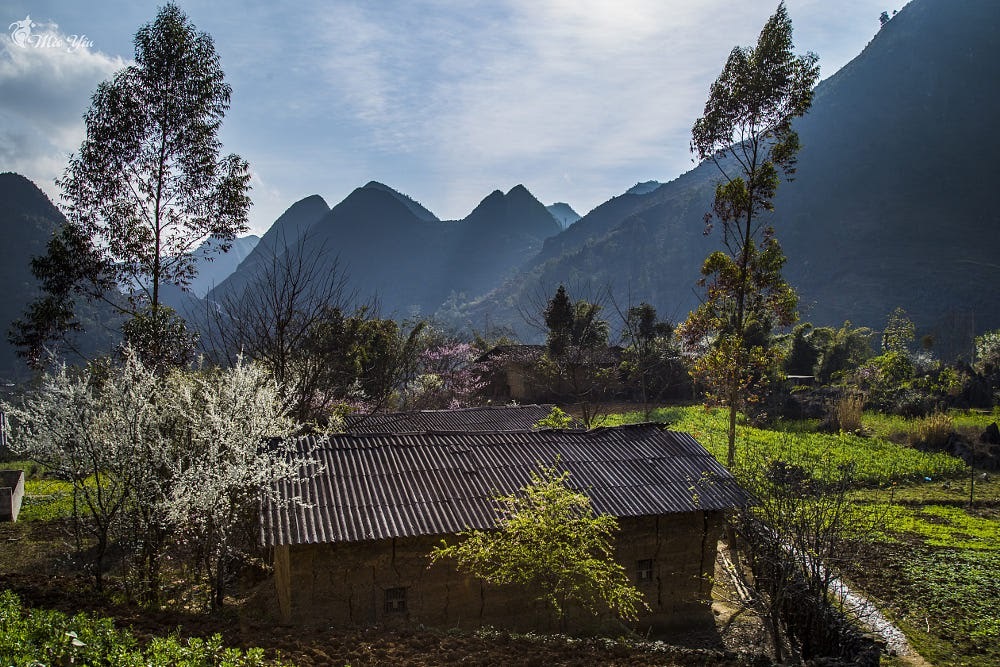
[182,0,901,228]
[0,18,126,199]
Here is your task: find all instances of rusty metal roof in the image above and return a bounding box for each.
[344,404,581,433]
[260,423,749,547]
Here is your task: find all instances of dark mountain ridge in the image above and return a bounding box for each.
[212,182,561,318]
[207,194,330,301]
[463,0,1000,343]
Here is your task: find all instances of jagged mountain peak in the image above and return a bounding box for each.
[625,180,662,196]
[362,181,439,222]
[546,203,581,230]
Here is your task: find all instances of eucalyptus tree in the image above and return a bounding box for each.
[680,3,819,467]
[13,3,250,368]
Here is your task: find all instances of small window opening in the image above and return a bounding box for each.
[384,586,407,613]
[636,559,654,583]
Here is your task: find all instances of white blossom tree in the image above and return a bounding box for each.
[163,358,298,608]
[3,349,310,609]
[3,350,168,591]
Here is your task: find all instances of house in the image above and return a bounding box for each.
[0,469,25,522]
[260,423,748,634]
[476,344,624,403]
[344,404,582,433]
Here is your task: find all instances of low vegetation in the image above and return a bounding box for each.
[598,405,968,484]
[0,590,287,667]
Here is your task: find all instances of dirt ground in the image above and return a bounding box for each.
[1,519,776,666]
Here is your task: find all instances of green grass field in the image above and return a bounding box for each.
[598,406,968,484]
[2,460,76,522]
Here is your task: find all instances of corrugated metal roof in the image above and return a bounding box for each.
[344,405,581,433]
[260,423,750,547]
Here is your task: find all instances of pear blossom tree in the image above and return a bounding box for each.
[3,350,166,591]
[3,348,310,610]
[163,358,299,608]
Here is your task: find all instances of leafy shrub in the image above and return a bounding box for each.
[533,406,575,429]
[0,590,286,666]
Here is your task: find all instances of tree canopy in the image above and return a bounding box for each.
[12,3,250,368]
[680,2,819,466]
[430,464,644,625]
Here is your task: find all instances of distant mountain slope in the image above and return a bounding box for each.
[185,234,259,298]
[0,173,63,375]
[364,181,438,222]
[625,181,662,196]
[208,194,329,300]
[0,173,122,375]
[547,203,581,229]
[213,182,560,318]
[466,0,1000,342]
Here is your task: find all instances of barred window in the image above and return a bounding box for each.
[384,587,407,613]
[636,559,654,583]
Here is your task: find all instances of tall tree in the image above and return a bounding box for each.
[540,285,613,426]
[680,3,819,467]
[543,284,574,356]
[12,3,250,368]
[881,306,916,353]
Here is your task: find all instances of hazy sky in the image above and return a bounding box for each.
[1,0,905,235]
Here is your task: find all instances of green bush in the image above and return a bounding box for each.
[0,590,286,666]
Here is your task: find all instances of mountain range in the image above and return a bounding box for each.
[209,181,562,318]
[462,0,1000,348]
[1,0,997,372]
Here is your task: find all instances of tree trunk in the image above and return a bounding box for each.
[213,556,226,610]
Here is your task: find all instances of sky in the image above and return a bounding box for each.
[0,0,905,236]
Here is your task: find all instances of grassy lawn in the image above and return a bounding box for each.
[598,405,968,484]
[1,460,76,522]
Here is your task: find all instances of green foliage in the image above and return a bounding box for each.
[121,304,199,371]
[537,286,613,426]
[543,285,574,356]
[533,406,575,430]
[858,350,914,392]
[894,550,1000,663]
[600,406,966,485]
[882,505,998,551]
[975,329,1000,374]
[0,590,285,666]
[783,323,820,375]
[619,304,687,404]
[682,3,819,467]
[13,3,250,367]
[542,285,609,355]
[813,321,874,384]
[430,465,645,623]
[881,307,916,353]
